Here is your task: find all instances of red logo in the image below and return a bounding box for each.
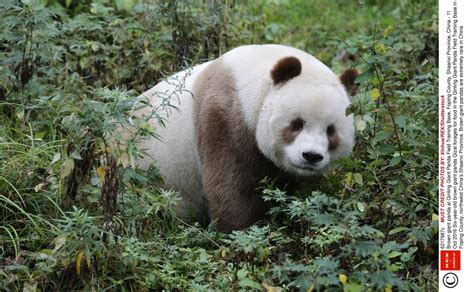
[440,250,461,270]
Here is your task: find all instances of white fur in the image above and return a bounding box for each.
[137,62,211,218]
[137,44,354,215]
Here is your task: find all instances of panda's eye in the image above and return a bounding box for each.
[326,124,336,137]
[290,118,305,132]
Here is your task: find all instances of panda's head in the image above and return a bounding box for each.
[256,56,358,176]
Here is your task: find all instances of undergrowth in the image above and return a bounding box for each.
[1,0,438,290]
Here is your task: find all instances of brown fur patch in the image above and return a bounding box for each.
[339,68,359,96]
[270,56,302,85]
[282,119,304,144]
[282,127,299,144]
[328,134,340,151]
[192,59,294,233]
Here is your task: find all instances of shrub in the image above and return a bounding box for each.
[1,0,437,290]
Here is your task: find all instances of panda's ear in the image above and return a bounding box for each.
[271,56,302,85]
[339,68,359,96]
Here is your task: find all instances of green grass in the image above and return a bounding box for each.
[1,0,437,290]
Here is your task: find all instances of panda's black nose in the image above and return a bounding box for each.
[302,152,323,164]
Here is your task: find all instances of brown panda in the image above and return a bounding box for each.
[137,44,358,232]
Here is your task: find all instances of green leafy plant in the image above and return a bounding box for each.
[1,0,438,290]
